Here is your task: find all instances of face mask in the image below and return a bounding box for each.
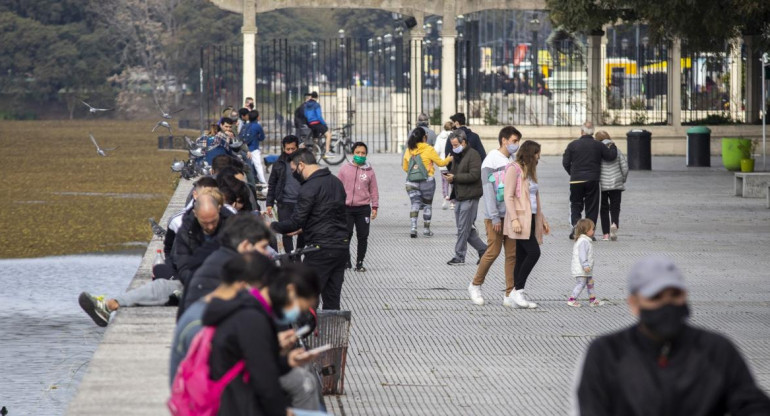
[275,304,301,326]
[639,303,690,341]
[506,143,519,154]
[292,167,305,184]
[353,155,366,165]
[452,145,464,154]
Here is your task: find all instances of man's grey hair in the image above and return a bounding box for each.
[449,128,467,143]
[581,121,594,136]
[417,113,430,126]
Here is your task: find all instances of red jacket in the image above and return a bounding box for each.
[337,161,379,209]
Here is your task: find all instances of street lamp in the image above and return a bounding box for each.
[457,15,465,39]
[621,38,629,58]
[528,14,540,93]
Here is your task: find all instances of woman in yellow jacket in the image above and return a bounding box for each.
[503,140,550,309]
[402,128,452,238]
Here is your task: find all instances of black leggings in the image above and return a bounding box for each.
[514,215,541,290]
[346,205,371,264]
[599,190,622,235]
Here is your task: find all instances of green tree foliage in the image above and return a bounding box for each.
[546,0,770,50]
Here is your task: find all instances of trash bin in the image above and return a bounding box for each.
[626,129,652,170]
[307,310,352,395]
[686,126,711,167]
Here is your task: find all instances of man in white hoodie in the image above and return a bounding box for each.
[468,126,522,306]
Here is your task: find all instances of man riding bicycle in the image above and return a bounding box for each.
[304,91,334,159]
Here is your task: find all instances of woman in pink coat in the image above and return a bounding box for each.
[503,140,550,309]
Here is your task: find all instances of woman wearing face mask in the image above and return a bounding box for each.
[468,126,522,306]
[402,127,452,238]
[337,142,380,272]
[201,257,320,416]
[503,140,550,309]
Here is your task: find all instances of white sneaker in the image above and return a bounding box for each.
[517,289,538,309]
[610,224,618,241]
[442,200,449,210]
[468,283,484,305]
[503,293,516,308]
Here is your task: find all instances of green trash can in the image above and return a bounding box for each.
[686,126,711,167]
[721,138,752,171]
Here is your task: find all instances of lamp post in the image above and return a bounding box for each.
[338,29,346,89]
[384,33,393,88]
[528,14,540,93]
[368,38,374,86]
[310,41,318,83]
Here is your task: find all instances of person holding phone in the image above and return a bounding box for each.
[503,140,550,309]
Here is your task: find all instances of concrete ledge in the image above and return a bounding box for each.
[734,173,770,198]
[67,179,192,416]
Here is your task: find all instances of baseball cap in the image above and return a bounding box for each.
[310,91,319,99]
[628,255,687,297]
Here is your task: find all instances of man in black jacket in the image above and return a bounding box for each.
[572,256,770,416]
[265,135,304,253]
[172,194,231,286]
[271,149,350,310]
[562,121,617,238]
[179,212,273,315]
[444,112,487,162]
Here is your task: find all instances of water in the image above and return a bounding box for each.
[0,254,141,416]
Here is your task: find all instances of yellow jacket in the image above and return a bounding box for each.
[402,142,451,177]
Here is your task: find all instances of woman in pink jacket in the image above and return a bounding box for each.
[503,140,550,309]
[337,142,380,272]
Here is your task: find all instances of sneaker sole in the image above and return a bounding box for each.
[610,225,618,241]
[78,293,109,327]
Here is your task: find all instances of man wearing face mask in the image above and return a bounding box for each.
[468,126,522,305]
[271,149,350,310]
[571,255,770,416]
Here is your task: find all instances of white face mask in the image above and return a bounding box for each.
[452,145,464,154]
[506,143,519,154]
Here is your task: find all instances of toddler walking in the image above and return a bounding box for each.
[567,219,603,307]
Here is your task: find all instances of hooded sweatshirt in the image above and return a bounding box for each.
[481,149,513,225]
[202,290,289,416]
[402,142,451,177]
[337,161,380,208]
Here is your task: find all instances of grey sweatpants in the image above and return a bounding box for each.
[406,178,436,228]
[280,367,323,410]
[454,199,487,261]
[114,279,182,307]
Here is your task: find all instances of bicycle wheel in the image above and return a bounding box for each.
[309,142,323,162]
[323,140,346,165]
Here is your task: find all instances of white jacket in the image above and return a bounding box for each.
[571,235,594,277]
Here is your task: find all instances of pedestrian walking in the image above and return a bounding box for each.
[468,126,522,305]
[566,218,603,307]
[242,110,267,185]
[265,135,304,253]
[562,121,617,239]
[571,255,770,415]
[595,131,628,241]
[446,129,488,266]
[504,140,550,309]
[434,121,454,210]
[402,127,452,238]
[337,142,379,272]
[443,112,487,161]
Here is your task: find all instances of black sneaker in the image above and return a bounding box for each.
[447,258,465,266]
[569,229,575,240]
[345,261,352,270]
[355,262,366,272]
[410,229,417,238]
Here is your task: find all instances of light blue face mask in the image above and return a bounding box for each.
[506,143,519,155]
[275,304,301,326]
[452,145,464,154]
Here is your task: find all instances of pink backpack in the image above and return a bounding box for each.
[168,326,246,416]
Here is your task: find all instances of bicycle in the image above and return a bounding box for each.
[298,124,355,166]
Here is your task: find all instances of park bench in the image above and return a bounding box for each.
[734,173,770,198]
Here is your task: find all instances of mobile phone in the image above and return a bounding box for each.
[305,344,332,355]
[441,171,449,176]
[294,325,311,338]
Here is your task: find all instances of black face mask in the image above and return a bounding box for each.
[292,167,305,184]
[639,303,690,341]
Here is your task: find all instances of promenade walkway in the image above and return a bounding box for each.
[69,153,770,415]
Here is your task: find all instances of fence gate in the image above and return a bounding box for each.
[202,38,413,154]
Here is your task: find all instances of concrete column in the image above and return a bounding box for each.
[242,0,257,105]
[410,12,425,124]
[667,38,682,126]
[745,35,762,124]
[729,38,743,122]
[586,32,603,125]
[599,29,608,121]
[440,14,457,123]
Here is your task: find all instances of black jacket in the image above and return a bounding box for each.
[180,246,238,313]
[271,168,349,250]
[449,147,483,201]
[293,102,308,129]
[562,135,617,182]
[574,325,770,416]
[265,155,298,207]
[171,207,231,285]
[203,290,290,416]
[444,126,487,162]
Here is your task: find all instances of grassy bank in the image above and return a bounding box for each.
[0,120,194,258]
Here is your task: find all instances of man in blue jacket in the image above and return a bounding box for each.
[304,91,334,158]
[241,110,266,184]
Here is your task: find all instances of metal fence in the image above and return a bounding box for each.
[680,43,742,124]
[201,38,412,154]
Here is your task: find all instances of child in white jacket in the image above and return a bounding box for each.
[567,219,603,307]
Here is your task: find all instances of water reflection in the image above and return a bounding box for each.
[0,254,140,416]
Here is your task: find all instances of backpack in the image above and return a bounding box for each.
[168,326,246,416]
[294,103,308,128]
[406,154,429,182]
[488,162,522,201]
